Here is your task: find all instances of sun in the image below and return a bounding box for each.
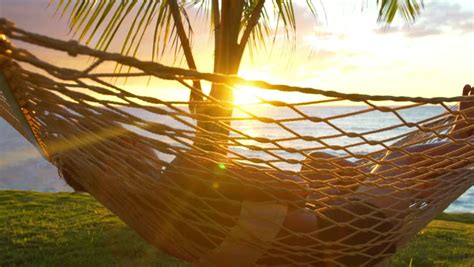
[234,69,314,106]
[233,86,261,105]
[233,70,273,105]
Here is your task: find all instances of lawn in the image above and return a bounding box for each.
[0,190,472,266]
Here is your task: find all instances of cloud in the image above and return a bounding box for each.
[459,21,474,33]
[403,25,442,37]
[307,49,339,62]
[375,2,474,37]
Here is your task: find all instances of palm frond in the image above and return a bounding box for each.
[50,0,424,68]
[377,0,424,24]
[51,0,194,65]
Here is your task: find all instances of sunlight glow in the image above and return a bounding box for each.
[234,69,275,105]
[234,86,261,105]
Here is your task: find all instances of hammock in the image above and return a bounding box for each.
[0,18,473,266]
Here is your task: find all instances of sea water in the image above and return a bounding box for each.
[0,106,472,212]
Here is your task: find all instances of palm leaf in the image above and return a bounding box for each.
[51,1,194,67]
[377,0,423,24]
[50,0,423,72]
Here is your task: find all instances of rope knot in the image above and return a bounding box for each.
[0,34,13,65]
[0,18,15,30]
[66,40,80,57]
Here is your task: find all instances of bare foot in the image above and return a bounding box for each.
[451,84,474,139]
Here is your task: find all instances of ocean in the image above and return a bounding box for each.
[0,105,472,212]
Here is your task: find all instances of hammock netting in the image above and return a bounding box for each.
[0,18,473,266]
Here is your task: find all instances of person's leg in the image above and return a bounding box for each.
[259,86,474,265]
[357,85,474,213]
[451,84,474,139]
[354,140,472,214]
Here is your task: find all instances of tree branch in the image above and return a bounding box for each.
[168,0,203,112]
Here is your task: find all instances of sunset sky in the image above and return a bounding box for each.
[1,0,473,104]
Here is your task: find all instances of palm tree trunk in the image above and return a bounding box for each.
[194,0,245,155]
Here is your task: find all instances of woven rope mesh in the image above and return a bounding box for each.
[0,19,473,266]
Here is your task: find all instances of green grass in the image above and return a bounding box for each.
[0,190,188,267]
[387,213,474,267]
[0,190,472,267]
